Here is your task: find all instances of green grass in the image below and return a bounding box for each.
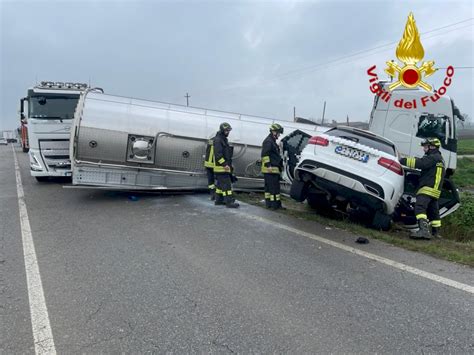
[453,158,474,188]
[235,154,474,265]
[236,192,474,267]
[458,138,474,155]
[441,192,474,243]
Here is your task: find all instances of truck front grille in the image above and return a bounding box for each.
[39,140,70,171]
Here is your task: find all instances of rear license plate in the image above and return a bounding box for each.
[335,146,369,163]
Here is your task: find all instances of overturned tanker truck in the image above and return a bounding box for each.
[70,90,327,191]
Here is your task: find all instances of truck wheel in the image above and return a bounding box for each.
[290,180,307,202]
[35,177,49,182]
[372,210,391,231]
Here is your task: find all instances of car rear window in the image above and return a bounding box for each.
[327,128,396,155]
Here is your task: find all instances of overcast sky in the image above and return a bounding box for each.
[1,0,473,131]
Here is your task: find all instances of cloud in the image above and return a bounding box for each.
[0,0,472,131]
[243,28,264,49]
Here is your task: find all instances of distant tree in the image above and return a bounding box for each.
[459,113,471,128]
[464,113,471,125]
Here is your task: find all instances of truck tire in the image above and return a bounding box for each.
[290,180,307,202]
[35,177,49,182]
[372,210,391,231]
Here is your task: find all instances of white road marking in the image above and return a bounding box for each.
[12,146,56,354]
[236,207,474,295]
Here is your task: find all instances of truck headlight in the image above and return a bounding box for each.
[30,153,43,171]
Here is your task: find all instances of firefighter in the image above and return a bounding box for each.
[261,123,285,210]
[399,137,445,239]
[213,122,239,208]
[204,134,216,200]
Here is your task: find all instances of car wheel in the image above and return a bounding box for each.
[307,192,331,213]
[372,210,392,231]
[35,177,49,182]
[290,180,307,202]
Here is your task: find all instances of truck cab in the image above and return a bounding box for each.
[19,82,89,181]
[369,82,462,222]
[369,81,461,175]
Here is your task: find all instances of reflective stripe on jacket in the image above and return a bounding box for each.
[400,150,445,199]
[204,137,215,168]
[261,134,282,174]
[213,131,233,173]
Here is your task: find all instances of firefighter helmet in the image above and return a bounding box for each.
[219,122,232,132]
[420,137,441,148]
[270,123,284,134]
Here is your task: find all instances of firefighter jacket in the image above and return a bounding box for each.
[261,133,283,174]
[400,149,445,199]
[204,135,216,168]
[213,131,233,173]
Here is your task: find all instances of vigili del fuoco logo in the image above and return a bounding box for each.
[367,12,454,109]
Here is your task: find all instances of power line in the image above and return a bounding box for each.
[260,23,473,84]
[212,18,473,93]
[272,18,474,81]
[438,67,474,69]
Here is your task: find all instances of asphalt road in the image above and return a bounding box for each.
[1,145,473,353]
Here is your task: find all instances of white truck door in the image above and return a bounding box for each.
[384,111,417,157]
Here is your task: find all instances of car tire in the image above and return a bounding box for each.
[35,177,49,182]
[290,180,307,202]
[307,192,331,213]
[372,210,391,231]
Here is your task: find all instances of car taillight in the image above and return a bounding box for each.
[378,157,403,175]
[308,136,329,146]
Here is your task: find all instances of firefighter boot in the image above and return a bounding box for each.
[265,199,272,208]
[225,196,239,208]
[209,189,216,201]
[276,200,286,210]
[410,219,432,240]
[214,194,225,206]
[431,226,440,239]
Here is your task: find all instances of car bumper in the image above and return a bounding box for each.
[296,159,400,214]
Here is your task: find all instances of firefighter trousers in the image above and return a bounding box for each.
[264,173,280,208]
[206,167,215,191]
[215,173,233,199]
[415,193,441,228]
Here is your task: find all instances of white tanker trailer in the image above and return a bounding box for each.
[70,90,327,191]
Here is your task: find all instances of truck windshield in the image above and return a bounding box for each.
[416,114,448,144]
[327,128,396,155]
[29,95,79,120]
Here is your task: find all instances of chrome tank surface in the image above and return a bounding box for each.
[71,91,326,190]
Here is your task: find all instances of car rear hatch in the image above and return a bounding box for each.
[305,127,402,178]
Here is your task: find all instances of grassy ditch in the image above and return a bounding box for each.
[453,158,474,188]
[236,192,474,267]
[441,192,474,243]
[458,138,474,155]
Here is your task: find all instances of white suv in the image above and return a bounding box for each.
[290,126,404,230]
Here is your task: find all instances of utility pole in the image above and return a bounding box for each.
[346,114,349,126]
[293,106,296,122]
[321,101,326,125]
[185,93,190,107]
